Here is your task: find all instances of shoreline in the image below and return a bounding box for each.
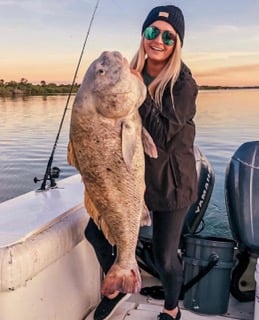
[1,85,259,98]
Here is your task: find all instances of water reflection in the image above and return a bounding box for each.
[0,95,78,203]
[1,90,259,237]
[194,89,259,237]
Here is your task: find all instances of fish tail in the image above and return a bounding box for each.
[101,262,141,296]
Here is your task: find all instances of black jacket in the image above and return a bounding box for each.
[139,62,198,211]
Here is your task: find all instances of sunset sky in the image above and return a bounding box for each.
[1,0,259,86]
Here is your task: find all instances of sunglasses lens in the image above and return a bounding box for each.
[143,26,160,40]
[162,31,175,46]
[144,26,175,46]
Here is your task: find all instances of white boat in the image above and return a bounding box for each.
[0,174,256,320]
[86,273,255,320]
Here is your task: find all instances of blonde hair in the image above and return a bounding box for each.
[130,34,182,109]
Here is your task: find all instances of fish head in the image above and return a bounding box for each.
[80,51,146,118]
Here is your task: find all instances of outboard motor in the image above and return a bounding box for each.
[137,146,215,279]
[183,146,215,235]
[225,141,259,302]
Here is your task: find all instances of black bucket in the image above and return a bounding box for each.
[183,235,235,315]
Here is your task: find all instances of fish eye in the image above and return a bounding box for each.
[97,69,105,75]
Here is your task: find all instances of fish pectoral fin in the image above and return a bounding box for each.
[67,141,79,169]
[142,127,158,158]
[121,120,137,171]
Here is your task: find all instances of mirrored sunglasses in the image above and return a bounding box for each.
[143,26,176,46]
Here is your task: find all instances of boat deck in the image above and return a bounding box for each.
[85,273,254,320]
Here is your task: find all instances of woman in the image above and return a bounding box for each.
[85,5,198,320]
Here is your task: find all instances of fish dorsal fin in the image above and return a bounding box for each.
[142,127,158,158]
[121,120,137,171]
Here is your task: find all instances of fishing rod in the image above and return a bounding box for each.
[34,0,100,191]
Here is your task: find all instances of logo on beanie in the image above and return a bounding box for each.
[158,11,169,18]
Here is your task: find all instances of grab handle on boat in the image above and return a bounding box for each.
[182,253,219,294]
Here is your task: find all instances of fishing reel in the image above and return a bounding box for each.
[34,166,61,191]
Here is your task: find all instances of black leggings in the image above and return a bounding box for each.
[85,207,188,310]
[152,208,187,309]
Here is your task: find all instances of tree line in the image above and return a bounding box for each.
[1,78,258,98]
[0,78,80,97]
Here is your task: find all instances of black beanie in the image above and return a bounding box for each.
[142,5,185,46]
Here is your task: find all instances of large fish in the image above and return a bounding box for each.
[67,51,157,296]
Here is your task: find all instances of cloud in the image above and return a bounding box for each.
[0,0,17,4]
[0,0,77,16]
[189,23,259,47]
[197,63,259,76]
[194,63,259,86]
[213,24,240,33]
[0,0,35,6]
[184,51,259,66]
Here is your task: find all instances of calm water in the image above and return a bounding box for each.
[1,90,259,238]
